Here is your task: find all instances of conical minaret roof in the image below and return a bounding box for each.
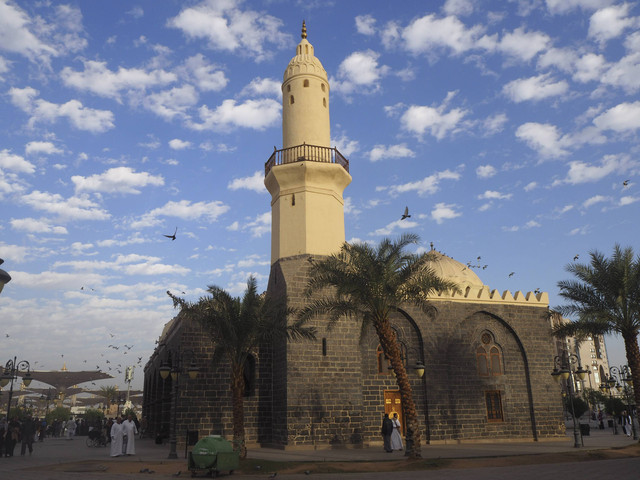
[283,21,328,83]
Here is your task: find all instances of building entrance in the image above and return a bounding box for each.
[384,390,404,435]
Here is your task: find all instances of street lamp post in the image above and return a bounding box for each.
[609,365,637,440]
[599,375,619,435]
[159,349,199,459]
[0,357,32,419]
[551,351,588,448]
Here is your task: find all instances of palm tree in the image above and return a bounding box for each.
[168,276,316,458]
[99,385,118,408]
[298,233,459,458]
[552,244,640,419]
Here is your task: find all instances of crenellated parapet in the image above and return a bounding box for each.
[428,285,549,306]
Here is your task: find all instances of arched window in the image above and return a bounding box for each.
[287,84,291,92]
[303,79,309,87]
[323,98,326,107]
[477,332,503,377]
[290,95,294,105]
[476,346,489,377]
[321,83,326,92]
[490,346,502,376]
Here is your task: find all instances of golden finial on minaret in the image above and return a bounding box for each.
[301,20,307,39]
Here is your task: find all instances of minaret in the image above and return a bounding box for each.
[265,22,352,262]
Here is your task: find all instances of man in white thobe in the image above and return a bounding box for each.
[66,418,77,440]
[122,415,138,455]
[110,417,124,457]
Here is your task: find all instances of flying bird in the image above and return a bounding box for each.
[5,333,9,338]
[573,254,579,261]
[623,179,629,187]
[163,227,178,241]
[508,272,515,278]
[400,206,411,220]
[534,288,541,294]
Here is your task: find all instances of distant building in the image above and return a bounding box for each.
[143,23,566,451]
[550,312,611,394]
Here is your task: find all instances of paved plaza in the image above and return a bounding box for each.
[0,425,637,479]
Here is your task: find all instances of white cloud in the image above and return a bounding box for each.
[443,0,474,16]
[482,113,508,135]
[189,98,281,131]
[515,122,570,158]
[25,141,62,156]
[503,74,569,102]
[476,165,496,178]
[20,191,111,221]
[561,155,636,184]
[497,27,550,62]
[368,144,414,162]
[583,195,611,208]
[0,149,35,173]
[524,182,538,192]
[167,0,290,62]
[398,92,469,140]
[371,219,418,236]
[240,77,281,97]
[227,171,265,193]
[130,199,229,229]
[588,4,637,44]
[355,14,376,35]
[0,0,58,63]
[9,87,114,133]
[61,60,176,101]
[620,195,639,206]
[180,54,228,92]
[142,85,199,120]
[546,0,614,15]
[332,50,389,95]
[242,211,270,237]
[169,139,192,150]
[0,243,29,262]
[401,13,486,55]
[478,190,512,200]
[72,167,164,194]
[10,217,67,234]
[332,134,360,157]
[384,169,461,196]
[431,202,461,224]
[593,101,640,132]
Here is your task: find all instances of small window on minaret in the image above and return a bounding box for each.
[290,95,294,104]
[323,98,326,107]
[303,79,309,88]
[287,84,291,92]
[291,194,295,206]
[321,84,326,92]
[305,45,309,54]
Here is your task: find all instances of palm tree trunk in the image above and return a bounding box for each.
[622,332,640,441]
[375,318,422,459]
[230,368,247,458]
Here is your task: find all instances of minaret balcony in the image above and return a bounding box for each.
[265,144,349,176]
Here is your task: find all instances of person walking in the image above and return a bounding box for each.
[5,417,20,457]
[122,415,138,455]
[110,417,124,457]
[621,410,632,437]
[381,413,393,453]
[20,416,35,456]
[65,417,77,440]
[390,413,403,451]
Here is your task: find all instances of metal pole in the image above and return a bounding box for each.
[567,372,582,448]
[168,373,178,459]
[4,356,17,419]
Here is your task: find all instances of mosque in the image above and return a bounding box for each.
[143,24,565,451]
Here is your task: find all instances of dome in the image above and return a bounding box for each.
[283,22,328,83]
[425,250,485,289]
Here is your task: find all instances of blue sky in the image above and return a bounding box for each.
[1,0,638,391]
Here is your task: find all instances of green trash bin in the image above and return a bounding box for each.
[188,435,239,477]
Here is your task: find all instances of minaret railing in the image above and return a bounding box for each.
[265,144,349,175]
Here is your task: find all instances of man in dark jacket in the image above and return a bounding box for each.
[381,413,393,453]
[20,416,36,455]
